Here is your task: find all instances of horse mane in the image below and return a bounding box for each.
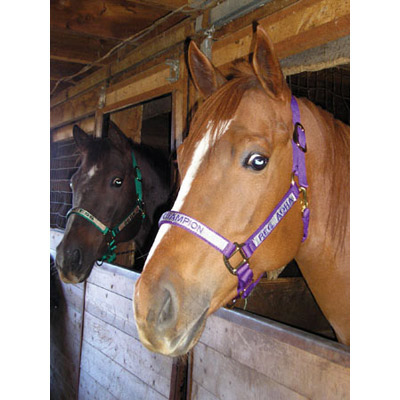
[305,99,350,254]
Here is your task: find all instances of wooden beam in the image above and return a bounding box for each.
[125,0,188,11]
[51,28,121,65]
[51,86,101,128]
[50,0,172,40]
[50,59,87,81]
[211,0,350,69]
[103,63,174,112]
[51,117,95,142]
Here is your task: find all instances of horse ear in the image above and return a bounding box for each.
[108,121,130,153]
[252,26,288,100]
[73,125,91,152]
[188,41,227,99]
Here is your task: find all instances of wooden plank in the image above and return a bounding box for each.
[80,340,168,400]
[51,59,88,80]
[191,382,219,400]
[211,0,350,68]
[50,1,170,41]
[169,356,188,400]
[79,370,119,400]
[60,280,85,312]
[85,282,138,338]
[51,28,120,65]
[198,311,349,399]
[51,68,110,108]
[51,116,95,142]
[105,64,172,110]
[83,312,172,396]
[171,53,188,150]
[110,19,193,77]
[192,342,307,400]
[51,86,101,128]
[87,264,137,299]
[110,105,143,143]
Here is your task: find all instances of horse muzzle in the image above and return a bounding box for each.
[55,243,93,283]
[134,275,209,356]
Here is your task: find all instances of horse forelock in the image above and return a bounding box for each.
[189,74,260,147]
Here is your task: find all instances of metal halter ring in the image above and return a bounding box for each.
[223,242,249,275]
[293,122,307,152]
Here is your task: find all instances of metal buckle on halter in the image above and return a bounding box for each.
[299,186,308,212]
[134,166,142,182]
[293,122,307,152]
[291,173,308,213]
[223,242,248,275]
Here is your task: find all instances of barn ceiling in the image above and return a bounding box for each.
[50,0,211,98]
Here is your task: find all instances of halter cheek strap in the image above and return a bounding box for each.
[158,96,309,300]
[67,151,146,264]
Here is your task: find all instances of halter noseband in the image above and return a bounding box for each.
[67,151,145,264]
[158,96,309,301]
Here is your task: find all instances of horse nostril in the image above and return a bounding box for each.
[71,249,82,268]
[156,288,176,329]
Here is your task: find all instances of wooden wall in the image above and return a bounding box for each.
[191,309,349,400]
[51,230,173,400]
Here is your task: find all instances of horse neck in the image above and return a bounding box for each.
[295,97,350,274]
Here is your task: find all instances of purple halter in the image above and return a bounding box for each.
[159,96,309,300]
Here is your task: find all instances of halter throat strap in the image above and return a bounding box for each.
[66,150,146,263]
[158,96,309,300]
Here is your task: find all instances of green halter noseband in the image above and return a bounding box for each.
[66,151,145,264]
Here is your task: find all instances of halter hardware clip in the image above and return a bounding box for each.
[293,122,307,153]
[299,186,308,213]
[223,242,248,275]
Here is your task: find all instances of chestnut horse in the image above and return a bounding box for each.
[134,26,350,355]
[56,121,171,283]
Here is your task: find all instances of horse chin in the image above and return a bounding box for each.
[56,263,93,284]
[138,307,209,357]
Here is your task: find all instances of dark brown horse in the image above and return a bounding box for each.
[134,26,350,356]
[56,121,171,283]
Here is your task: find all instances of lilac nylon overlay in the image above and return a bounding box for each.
[158,96,309,299]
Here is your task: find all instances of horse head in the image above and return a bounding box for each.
[134,27,316,356]
[56,122,142,283]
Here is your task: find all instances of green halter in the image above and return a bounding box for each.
[67,151,145,264]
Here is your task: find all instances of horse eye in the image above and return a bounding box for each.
[245,154,269,171]
[112,177,123,187]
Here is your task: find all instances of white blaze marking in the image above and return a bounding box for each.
[87,165,98,178]
[143,119,232,269]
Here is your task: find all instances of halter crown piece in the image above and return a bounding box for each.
[159,96,309,301]
[67,151,145,264]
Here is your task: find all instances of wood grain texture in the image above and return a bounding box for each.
[83,312,172,396]
[50,86,101,128]
[110,105,143,144]
[79,370,119,400]
[192,342,307,400]
[196,312,349,399]
[80,340,168,400]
